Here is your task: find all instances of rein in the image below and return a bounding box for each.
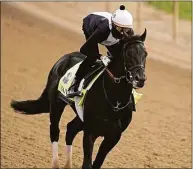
[106,68,126,84]
[102,75,132,112]
[106,65,144,84]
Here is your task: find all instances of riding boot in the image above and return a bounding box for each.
[67,55,95,98]
[67,77,83,98]
[67,65,88,97]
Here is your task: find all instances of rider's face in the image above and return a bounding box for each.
[112,24,133,39]
[115,26,131,34]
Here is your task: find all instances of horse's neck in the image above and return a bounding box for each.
[104,55,133,105]
[107,48,125,77]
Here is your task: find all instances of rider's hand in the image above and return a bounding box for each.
[100,56,111,67]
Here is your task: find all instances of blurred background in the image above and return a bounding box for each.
[1,2,192,168]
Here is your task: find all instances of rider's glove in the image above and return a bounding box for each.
[100,56,111,67]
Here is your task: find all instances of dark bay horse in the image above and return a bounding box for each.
[10,29,148,169]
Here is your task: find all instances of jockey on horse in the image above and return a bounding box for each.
[68,5,134,97]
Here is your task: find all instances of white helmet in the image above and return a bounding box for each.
[112,5,133,28]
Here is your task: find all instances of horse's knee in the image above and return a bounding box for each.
[65,117,83,145]
[67,117,83,133]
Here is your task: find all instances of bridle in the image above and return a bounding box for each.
[106,40,145,84]
[103,39,145,112]
[123,40,145,84]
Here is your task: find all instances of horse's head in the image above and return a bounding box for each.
[122,29,148,89]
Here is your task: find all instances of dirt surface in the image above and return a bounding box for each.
[1,3,191,168]
[8,2,191,70]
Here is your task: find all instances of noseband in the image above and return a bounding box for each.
[125,65,145,83]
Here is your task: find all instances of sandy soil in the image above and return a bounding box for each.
[1,3,191,168]
[8,2,191,70]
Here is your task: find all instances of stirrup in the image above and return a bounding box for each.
[66,90,83,98]
[68,82,78,92]
[67,78,85,98]
[58,93,74,105]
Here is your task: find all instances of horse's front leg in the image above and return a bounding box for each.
[82,132,97,169]
[92,132,121,169]
[64,115,83,168]
[50,97,66,168]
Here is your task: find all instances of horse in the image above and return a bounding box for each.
[10,29,148,169]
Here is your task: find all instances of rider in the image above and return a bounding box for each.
[68,5,134,97]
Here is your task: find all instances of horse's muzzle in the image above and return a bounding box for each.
[133,74,146,88]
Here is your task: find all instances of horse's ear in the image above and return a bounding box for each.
[140,28,147,42]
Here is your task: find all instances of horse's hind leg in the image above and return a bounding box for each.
[50,97,66,169]
[64,115,83,168]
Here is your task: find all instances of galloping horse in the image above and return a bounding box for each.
[11,29,148,169]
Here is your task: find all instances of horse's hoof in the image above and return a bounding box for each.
[64,160,72,168]
[52,159,59,169]
[14,110,23,114]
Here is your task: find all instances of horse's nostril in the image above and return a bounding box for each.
[135,75,139,81]
[139,82,145,87]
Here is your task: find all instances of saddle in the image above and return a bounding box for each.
[58,59,106,105]
[82,60,105,89]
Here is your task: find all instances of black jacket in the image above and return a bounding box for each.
[80,12,120,59]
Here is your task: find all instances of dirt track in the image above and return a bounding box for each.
[1,3,191,168]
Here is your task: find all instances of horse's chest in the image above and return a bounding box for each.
[85,116,122,137]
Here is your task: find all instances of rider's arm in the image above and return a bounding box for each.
[80,19,110,58]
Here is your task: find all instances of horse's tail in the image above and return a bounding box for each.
[10,87,49,115]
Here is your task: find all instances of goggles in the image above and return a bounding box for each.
[113,23,132,34]
[116,26,131,34]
